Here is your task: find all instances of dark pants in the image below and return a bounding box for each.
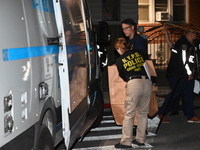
[159,76,195,119]
[170,94,185,114]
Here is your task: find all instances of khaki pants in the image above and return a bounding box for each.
[134,111,138,125]
[120,77,152,146]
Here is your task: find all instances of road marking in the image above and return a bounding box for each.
[91,126,122,131]
[101,120,115,123]
[72,108,156,150]
[72,145,116,150]
[81,134,121,141]
[103,115,113,119]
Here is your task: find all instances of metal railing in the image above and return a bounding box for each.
[145,25,185,97]
[146,26,184,71]
[145,24,200,98]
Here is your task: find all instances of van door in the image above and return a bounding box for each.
[61,0,89,113]
[53,0,89,148]
[52,0,71,148]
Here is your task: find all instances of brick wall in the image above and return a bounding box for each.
[188,0,200,30]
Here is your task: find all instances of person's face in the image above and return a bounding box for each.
[116,47,123,55]
[65,30,71,44]
[189,32,197,44]
[191,32,197,40]
[122,23,134,38]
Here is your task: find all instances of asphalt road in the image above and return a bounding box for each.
[71,107,200,150]
[56,91,200,150]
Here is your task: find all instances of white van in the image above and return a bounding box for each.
[0,0,109,149]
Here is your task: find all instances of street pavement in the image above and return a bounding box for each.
[70,90,200,150]
[71,106,200,150]
[57,90,200,150]
[153,108,200,150]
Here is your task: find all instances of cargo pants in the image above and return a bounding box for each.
[120,77,152,146]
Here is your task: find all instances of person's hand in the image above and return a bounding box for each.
[188,74,193,80]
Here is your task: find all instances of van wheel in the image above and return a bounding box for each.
[37,125,54,150]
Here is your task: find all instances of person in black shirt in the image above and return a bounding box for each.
[121,18,148,58]
[158,29,200,123]
[164,24,185,116]
[121,18,149,135]
[114,38,152,149]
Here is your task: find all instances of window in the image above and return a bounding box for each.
[155,0,167,11]
[173,0,186,22]
[138,0,149,22]
[138,0,186,23]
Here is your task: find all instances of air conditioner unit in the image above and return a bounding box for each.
[156,11,169,21]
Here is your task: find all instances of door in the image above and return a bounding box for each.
[53,0,89,149]
[52,0,71,148]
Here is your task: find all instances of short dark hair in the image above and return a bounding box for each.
[121,18,137,31]
[121,18,135,26]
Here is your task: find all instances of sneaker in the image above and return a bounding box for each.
[114,143,132,149]
[158,114,169,123]
[187,116,200,123]
[132,140,145,146]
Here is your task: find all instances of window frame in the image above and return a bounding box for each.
[138,0,188,23]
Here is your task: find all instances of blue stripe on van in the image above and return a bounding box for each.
[3,45,59,61]
[2,45,86,61]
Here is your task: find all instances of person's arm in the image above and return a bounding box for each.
[164,24,174,49]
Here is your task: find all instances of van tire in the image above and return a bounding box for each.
[37,125,54,150]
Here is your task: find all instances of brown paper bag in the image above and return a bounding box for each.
[148,90,158,119]
[108,64,158,125]
[145,60,158,118]
[108,65,126,125]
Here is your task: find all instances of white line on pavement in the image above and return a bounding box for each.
[91,126,122,131]
[81,134,121,141]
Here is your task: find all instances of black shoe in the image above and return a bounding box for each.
[132,140,145,146]
[115,143,132,149]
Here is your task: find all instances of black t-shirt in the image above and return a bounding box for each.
[116,49,147,82]
[128,34,148,58]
